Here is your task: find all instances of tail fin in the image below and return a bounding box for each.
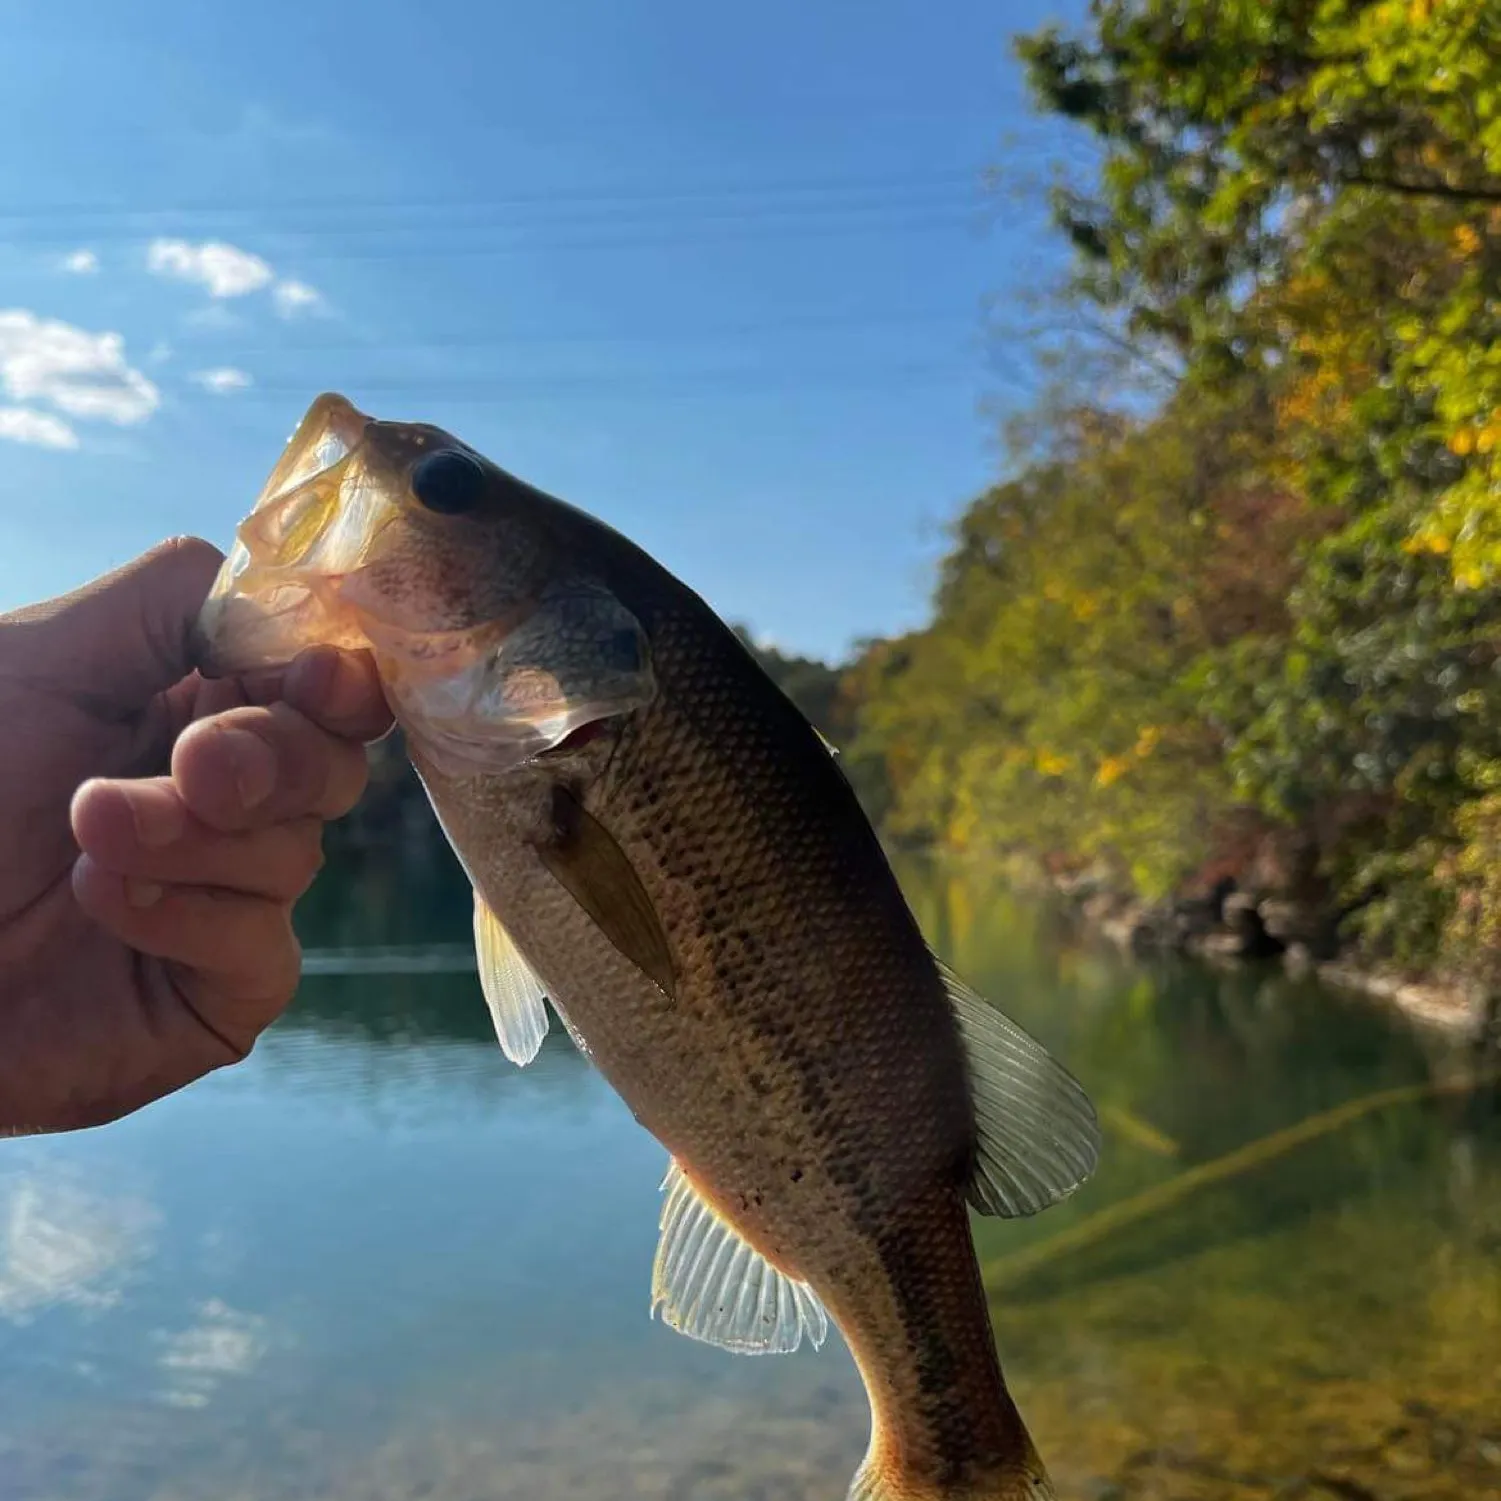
[849,1452,1056,1500]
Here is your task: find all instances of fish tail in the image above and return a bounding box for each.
[838,1185,1059,1501]
[848,1433,1056,1500]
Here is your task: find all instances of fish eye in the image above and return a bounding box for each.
[411,449,486,515]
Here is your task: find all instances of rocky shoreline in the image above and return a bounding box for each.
[1053,872,1500,1047]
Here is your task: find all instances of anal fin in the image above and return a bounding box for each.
[651,1158,828,1356]
[474,894,550,1065]
[940,961,1101,1218]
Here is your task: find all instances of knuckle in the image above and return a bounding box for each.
[250,702,325,813]
[321,740,367,817]
[285,821,327,893]
[154,535,224,573]
[239,916,302,1001]
[274,930,304,997]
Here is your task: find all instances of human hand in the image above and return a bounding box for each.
[0,538,393,1134]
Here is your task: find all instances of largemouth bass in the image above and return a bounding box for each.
[194,394,1101,1501]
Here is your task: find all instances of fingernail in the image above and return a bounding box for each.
[287,647,335,703]
[327,653,368,717]
[126,879,163,909]
[290,647,363,719]
[221,727,277,809]
[130,786,185,848]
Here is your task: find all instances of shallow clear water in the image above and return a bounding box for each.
[2,851,1498,1500]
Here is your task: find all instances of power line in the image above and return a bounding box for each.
[7,201,1007,260]
[250,210,993,265]
[230,309,980,355]
[266,186,987,243]
[7,212,1004,268]
[255,319,982,355]
[225,358,1015,404]
[0,167,992,233]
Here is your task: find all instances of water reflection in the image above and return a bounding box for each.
[0,851,1496,1500]
[0,1167,157,1324]
[155,1299,270,1410]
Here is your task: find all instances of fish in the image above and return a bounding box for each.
[194,393,1101,1501]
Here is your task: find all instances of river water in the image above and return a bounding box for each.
[2,850,1497,1499]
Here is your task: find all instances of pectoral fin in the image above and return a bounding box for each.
[651,1158,827,1355]
[940,961,1101,1217]
[473,895,550,1065]
[532,786,677,999]
[409,766,553,1065]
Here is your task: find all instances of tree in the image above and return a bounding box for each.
[842,0,1501,974]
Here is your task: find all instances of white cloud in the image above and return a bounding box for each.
[183,302,243,332]
[272,278,324,317]
[0,406,79,449]
[0,309,159,427]
[190,366,252,396]
[191,366,252,394]
[144,238,326,324]
[147,238,274,299]
[60,248,99,275]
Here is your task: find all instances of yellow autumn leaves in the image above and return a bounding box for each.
[1029,725,1164,789]
[1446,410,1501,457]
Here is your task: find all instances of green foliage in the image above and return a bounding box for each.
[845,0,1501,974]
[1212,508,1501,819]
[852,382,1311,897]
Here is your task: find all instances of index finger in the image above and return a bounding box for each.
[279,647,394,744]
[172,701,370,833]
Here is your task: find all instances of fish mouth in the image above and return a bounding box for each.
[194,393,394,677]
[194,392,658,780]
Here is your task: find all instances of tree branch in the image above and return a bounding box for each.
[1340,172,1501,206]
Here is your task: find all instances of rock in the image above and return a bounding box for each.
[1483,991,1501,1049]
[1100,902,1157,953]
[1283,941,1316,974]
[1056,868,1111,901]
[1192,893,1285,960]
[1080,892,1124,929]
[1221,891,1259,928]
[1259,898,1339,959]
[1245,827,1321,898]
[1196,930,1251,961]
[1172,874,1237,931]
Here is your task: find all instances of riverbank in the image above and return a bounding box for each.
[322,740,1500,1050]
[1045,869,1499,1046]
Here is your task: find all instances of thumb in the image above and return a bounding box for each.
[1,537,225,712]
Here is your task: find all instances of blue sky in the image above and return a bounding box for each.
[0,0,1088,661]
